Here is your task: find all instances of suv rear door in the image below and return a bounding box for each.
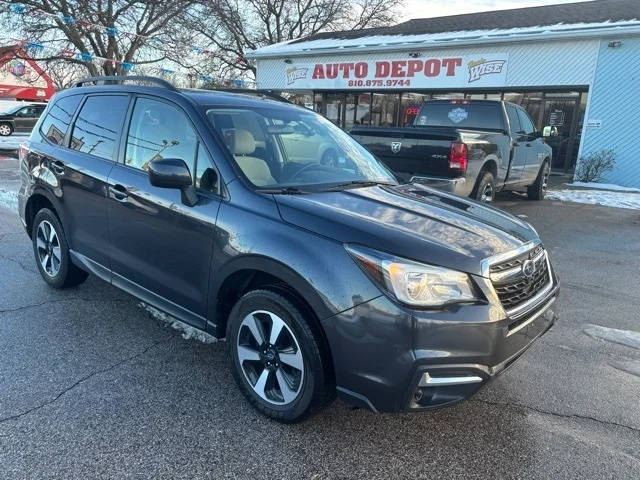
[63,94,130,269]
[106,95,221,324]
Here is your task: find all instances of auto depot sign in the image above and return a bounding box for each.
[284,53,509,89]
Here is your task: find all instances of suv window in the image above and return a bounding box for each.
[517,108,536,136]
[506,105,522,135]
[39,95,82,145]
[125,97,198,173]
[16,106,38,117]
[195,143,217,192]
[70,95,129,160]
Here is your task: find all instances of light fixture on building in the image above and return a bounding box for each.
[284,58,293,64]
[408,52,422,58]
[608,41,623,48]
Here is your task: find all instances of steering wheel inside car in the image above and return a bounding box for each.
[290,162,328,181]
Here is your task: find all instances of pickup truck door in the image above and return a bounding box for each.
[505,104,528,185]
[516,107,545,184]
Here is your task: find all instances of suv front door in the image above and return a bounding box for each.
[107,96,221,324]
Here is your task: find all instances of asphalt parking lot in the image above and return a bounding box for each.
[0,152,639,479]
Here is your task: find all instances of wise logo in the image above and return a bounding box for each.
[286,67,308,85]
[467,58,506,83]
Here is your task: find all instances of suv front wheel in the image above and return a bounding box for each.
[32,209,88,288]
[227,289,334,422]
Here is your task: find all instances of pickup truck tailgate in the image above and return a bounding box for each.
[351,127,459,179]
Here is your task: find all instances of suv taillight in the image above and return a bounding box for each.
[449,142,467,171]
[18,144,29,162]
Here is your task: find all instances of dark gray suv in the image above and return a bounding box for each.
[18,76,559,422]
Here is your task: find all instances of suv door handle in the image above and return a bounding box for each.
[108,184,129,202]
[50,160,65,175]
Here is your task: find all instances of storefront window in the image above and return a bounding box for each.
[313,92,323,114]
[325,93,344,126]
[504,92,543,127]
[371,93,399,127]
[432,92,465,100]
[344,94,358,131]
[485,93,502,100]
[355,93,371,127]
[465,93,487,100]
[399,93,430,126]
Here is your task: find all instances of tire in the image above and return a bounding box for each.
[227,289,334,422]
[31,208,88,288]
[472,171,496,203]
[0,122,13,136]
[527,161,550,201]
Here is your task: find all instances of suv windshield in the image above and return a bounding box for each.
[206,106,396,190]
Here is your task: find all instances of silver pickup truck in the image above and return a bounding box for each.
[350,100,556,202]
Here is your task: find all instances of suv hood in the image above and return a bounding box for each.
[274,183,538,277]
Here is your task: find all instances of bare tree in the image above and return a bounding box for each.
[185,0,405,77]
[0,0,196,78]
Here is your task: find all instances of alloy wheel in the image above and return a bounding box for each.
[481,182,494,202]
[237,310,304,405]
[36,220,61,277]
[0,124,11,136]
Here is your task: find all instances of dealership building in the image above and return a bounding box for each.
[246,0,640,187]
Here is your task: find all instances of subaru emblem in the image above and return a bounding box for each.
[391,141,402,154]
[521,259,535,279]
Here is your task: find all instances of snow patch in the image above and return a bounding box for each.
[567,182,640,193]
[584,324,640,351]
[138,302,218,344]
[546,189,640,210]
[0,189,18,211]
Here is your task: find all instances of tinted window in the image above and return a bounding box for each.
[125,98,198,172]
[517,108,536,136]
[70,96,129,160]
[506,105,521,134]
[39,95,82,145]
[415,102,503,130]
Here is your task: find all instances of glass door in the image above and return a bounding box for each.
[542,95,578,171]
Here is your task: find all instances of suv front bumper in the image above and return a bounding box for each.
[322,275,559,413]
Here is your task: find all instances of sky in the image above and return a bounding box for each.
[400,0,592,20]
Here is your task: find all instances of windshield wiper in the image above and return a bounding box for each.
[257,186,310,195]
[322,180,394,191]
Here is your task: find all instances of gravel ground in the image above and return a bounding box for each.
[0,154,638,479]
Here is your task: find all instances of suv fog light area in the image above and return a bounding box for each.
[409,372,486,409]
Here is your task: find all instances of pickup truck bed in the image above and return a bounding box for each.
[350,100,553,202]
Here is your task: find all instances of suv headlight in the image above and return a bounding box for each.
[346,245,478,308]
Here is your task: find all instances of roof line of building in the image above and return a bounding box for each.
[247,21,640,59]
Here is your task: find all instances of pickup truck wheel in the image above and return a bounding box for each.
[0,122,13,136]
[527,161,550,201]
[473,171,496,203]
[227,289,334,422]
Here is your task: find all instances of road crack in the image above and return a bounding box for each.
[0,252,37,274]
[0,297,131,314]
[472,398,640,434]
[0,334,175,425]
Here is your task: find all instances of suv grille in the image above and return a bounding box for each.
[489,245,550,313]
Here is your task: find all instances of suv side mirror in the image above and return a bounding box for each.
[148,158,198,206]
[542,126,559,137]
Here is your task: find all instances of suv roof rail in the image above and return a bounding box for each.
[74,75,179,91]
[207,88,291,103]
